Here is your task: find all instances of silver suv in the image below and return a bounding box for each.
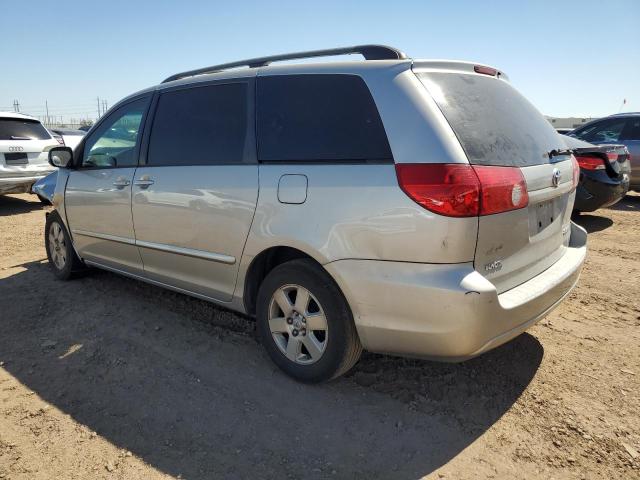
[45,45,587,382]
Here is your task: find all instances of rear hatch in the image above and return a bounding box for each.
[415,67,576,293]
[0,117,57,173]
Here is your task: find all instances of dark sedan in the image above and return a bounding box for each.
[561,135,630,212]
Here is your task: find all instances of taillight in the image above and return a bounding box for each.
[395,164,480,217]
[571,155,580,188]
[606,152,618,162]
[575,155,605,171]
[395,164,528,217]
[473,165,529,215]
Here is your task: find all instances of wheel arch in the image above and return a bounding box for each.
[242,245,329,316]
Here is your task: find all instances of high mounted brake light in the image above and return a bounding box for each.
[395,164,528,217]
[474,65,498,76]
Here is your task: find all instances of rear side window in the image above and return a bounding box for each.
[257,74,391,162]
[417,73,562,167]
[0,119,51,140]
[148,83,250,166]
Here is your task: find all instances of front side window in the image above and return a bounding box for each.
[573,119,626,144]
[82,98,148,168]
[621,118,640,141]
[257,74,392,162]
[147,83,249,166]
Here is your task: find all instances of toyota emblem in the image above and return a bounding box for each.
[551,168,561,187]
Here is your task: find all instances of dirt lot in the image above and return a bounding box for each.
[0,193,638,479]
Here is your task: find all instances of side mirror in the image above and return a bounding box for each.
[48,147,74,168]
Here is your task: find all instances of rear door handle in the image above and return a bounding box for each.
[134,176,154,189]
[112,178,131,189]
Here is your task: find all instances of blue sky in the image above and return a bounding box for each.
[1,0,638,122]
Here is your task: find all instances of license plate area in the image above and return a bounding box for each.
[4,152,28,165]
[530,197,564,236]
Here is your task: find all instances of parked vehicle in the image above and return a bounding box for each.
[50,128,86,150]
[568,113,640,190]
[43,45,587,382]
[561,135,630,212]
[0,112,57,196]
[47,129,65,146]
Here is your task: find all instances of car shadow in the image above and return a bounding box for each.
[608,193,640,212]
[0,194,47,216]
[572,214,614,233]
[0,260,544,479]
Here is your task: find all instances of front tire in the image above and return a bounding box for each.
[256,259,362,383]
[44,212,85,280]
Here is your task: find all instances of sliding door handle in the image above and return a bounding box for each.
[112,178,131,188]
[134,177,154,189]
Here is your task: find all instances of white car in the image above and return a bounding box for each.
[50,128,86,150]
[0,112,58,196]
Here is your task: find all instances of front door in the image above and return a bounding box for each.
[65,96,150,274]
[131,80,258,301]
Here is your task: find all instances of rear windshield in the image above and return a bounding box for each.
[0,119,51,141]
[417,72,562,166]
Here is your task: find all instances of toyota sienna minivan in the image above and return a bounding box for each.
[44,45,587,382]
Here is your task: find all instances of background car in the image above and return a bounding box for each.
[0,111,58,196]
[562,135,630,212]
[555,127,574,135]
[47,129,65,146]
[568,112,640,190]
[50,128,86,150]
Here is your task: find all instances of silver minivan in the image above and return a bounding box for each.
[45,45,587,382]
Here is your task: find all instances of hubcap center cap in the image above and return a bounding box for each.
[292,312,305,330]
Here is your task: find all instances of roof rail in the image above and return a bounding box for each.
[161,44,407,83]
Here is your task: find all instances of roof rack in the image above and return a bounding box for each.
[162,44,406,83]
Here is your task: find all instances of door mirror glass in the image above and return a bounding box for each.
[48,147,74,168]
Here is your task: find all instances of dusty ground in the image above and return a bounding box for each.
[0,192,638,480]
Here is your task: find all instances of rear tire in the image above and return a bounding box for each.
[44,212,85,280]
[256,259,362,383]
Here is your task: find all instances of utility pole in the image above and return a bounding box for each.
[13,99,20,112]
[102,100,108,115]
[97,96,101,119]
[45,100,50,126]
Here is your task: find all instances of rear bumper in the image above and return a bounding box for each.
[325,222,587,360]
[574,170,629,212]
[0,173,54,195]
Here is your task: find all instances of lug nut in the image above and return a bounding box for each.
[287,318,293,325]
[300,328,306,336]
[292,329,299,337]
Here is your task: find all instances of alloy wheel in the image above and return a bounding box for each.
[48,222,67,270]
[268,284,328,364]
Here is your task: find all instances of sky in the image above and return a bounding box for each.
[1,0,639,123]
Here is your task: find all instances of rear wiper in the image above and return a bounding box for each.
[547,148,574,159]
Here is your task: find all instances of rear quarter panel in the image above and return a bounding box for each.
[241,163,479,266]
